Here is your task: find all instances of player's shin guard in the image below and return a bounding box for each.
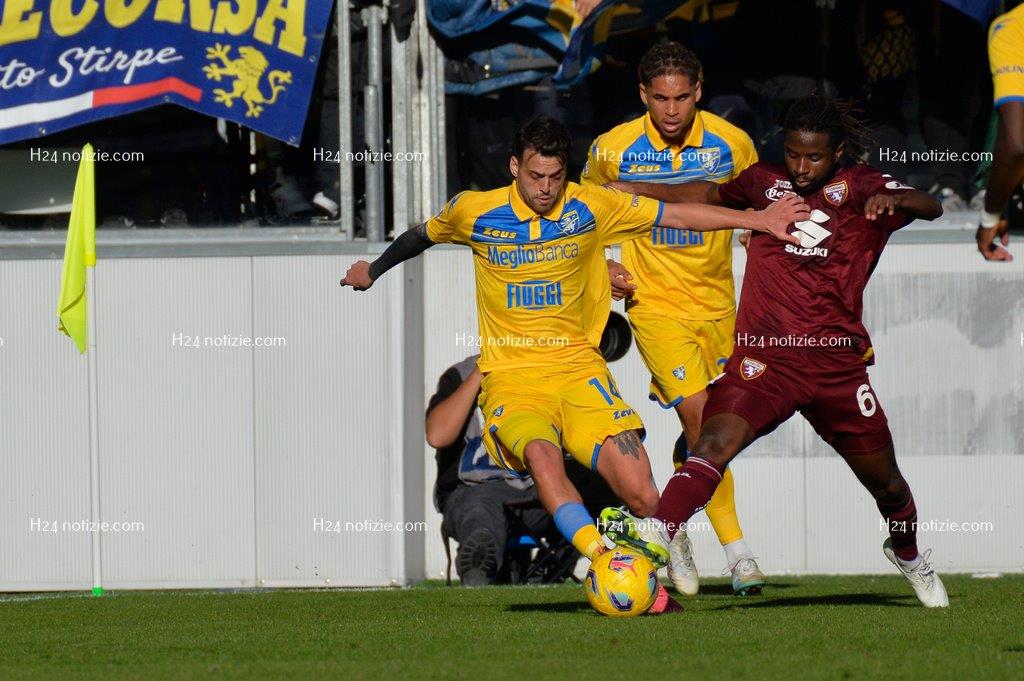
[554,502,604,560]
[877,491,919,562]
[705,467,744,546]
[654,457,723,540]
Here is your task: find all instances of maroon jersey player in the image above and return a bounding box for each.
[602,96,949,607]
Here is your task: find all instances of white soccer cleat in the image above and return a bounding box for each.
[883,539,949,608]
[729,556,766,596]
[667,529,699,596]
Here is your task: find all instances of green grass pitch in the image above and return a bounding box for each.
[1,576,1022,679]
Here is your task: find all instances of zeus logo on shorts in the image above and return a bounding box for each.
[506,280,563,310]
[741,357,766,380]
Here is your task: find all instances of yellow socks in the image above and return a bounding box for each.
[705,466,744,545]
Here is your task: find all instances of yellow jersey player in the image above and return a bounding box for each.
[341,118,806,613]
[977,2,1024,262]
[581,41,764,596]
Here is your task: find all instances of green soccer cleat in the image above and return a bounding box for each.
[730,557,766,596]
[599,507,670,568]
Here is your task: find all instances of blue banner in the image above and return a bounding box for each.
[0,0,334,145]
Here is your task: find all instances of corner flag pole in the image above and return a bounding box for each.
[56,143,102,596]
[86,265,101,597]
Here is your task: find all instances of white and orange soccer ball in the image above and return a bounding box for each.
[584,549,658,617]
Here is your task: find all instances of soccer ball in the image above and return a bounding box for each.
[584,549,658,617]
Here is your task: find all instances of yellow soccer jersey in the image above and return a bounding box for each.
[426,181,663,373]
[581,110,757,320]
[990,4,1024,108]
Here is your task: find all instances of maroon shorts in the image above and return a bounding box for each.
[702,348,892,454]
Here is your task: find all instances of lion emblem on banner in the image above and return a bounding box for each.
[203,44,292,118]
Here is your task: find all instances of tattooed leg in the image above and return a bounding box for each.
[595,429,659,517]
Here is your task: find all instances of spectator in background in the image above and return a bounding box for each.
[259,5,360,226]
[915,0,993,210]
[428,351,622,586]
[852,1,997,209]
[427,355,552,586]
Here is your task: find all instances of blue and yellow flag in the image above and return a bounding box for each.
[429,0,739,92]
[0,2,333,145]
[555,0,738,86]
[430,0,576,94]
[57,144,96,354]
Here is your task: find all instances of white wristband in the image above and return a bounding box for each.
[980,210,1001,228]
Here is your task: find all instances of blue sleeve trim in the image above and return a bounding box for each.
[648,391,683,410]
[654,200,665,227]
[590,442,602,471]
[994,95,1024,107]
[553,502,593,544]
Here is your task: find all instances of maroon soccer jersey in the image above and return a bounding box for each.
[718,162,914,362]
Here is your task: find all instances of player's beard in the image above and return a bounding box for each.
[526,187,563,215]
[789,168,837,197]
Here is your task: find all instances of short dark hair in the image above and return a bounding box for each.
[513,117,571,166]
[638,41,703,87]
[783,95,873,160]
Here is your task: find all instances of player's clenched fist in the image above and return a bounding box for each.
[756,193,808,245]
[606,259,636,301]
[340,260,374,290]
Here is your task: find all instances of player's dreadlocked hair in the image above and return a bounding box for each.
[513,117,571,166]
[638,41,703,86]
[783,96,874,161]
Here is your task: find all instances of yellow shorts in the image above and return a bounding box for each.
[630,312,735,409]
[479,361,645,475]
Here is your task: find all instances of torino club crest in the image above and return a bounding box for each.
[823,180,848,206]
[741,357,766,380]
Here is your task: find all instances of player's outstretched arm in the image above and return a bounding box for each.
[660,193,807,245]
[339,223,435,291]
[609,180,721,205]
[864,190,942,222]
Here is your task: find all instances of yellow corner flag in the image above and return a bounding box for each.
[57,144,96,353]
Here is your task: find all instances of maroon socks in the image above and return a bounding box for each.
[878,491,919,561]
[653,457,723,540]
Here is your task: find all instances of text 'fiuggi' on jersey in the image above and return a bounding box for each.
[650,226,706,247]
[506,281,563,310]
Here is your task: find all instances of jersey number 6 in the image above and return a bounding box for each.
[856,384,877,417]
